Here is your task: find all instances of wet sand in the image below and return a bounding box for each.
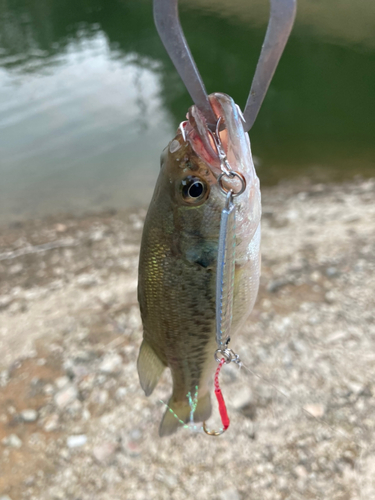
[0,178,374,500]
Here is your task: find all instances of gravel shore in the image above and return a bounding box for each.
[0,178,374,500]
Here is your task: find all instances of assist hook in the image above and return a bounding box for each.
[153,0,296,132]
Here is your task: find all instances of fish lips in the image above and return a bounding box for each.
[185,93,254,186]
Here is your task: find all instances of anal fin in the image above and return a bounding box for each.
[137,339,165,396]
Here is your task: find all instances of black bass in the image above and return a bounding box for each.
[137,93,261,436]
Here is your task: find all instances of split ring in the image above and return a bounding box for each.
[214,348,233,364]
[218,171,246,197]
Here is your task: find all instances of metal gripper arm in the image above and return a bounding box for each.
[153,0,296,132]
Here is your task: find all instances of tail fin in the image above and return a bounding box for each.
[159,392,212,437]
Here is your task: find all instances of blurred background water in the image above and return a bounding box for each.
[0,0,374,223]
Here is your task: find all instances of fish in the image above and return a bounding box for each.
[137,93,261,436]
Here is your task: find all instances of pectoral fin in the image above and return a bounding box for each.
[137,339,165,396]
[184,241,217,269]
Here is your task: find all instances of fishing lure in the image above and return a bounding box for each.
[204,125,245,436]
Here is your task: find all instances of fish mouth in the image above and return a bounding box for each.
[185,93,251,180]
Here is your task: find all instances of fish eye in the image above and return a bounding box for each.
[187,181,203,198]
[181,176,209,204]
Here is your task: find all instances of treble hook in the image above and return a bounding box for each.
[153,0,296,132]
[203,421,226,436]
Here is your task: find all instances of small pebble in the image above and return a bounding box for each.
[277,476,288,490]
[325,291,336,303]
[90,230,104,242]
[92,441,117,463]
[55,376,69,389]
[326,266,338,277]
[55,223,67,232]
[0,370,9,387]
[66,399,83,415]
[219,487,241,500]
[90,388,109,406]
[21,409,38,422]
[348,381,365,395]
[231,387,254,411]
[82,409,91,421]
[43,384,54,395]
[0,295,12,309]
[115,387,127,401]
[295,465,308,478]
[310,271,321,282]
[24,476,35,487]
[54,385,78,409]
[99,353,123,374]
[303,404,325,418]
[67,435,87,448]
[130,429,142,441]
[2,434,22,448]
[77,274,97,288]
[9,263,23,275]
[244,421,256,439]
[325,331,347,343]
[161,472,178,488]
[28,433,44,447]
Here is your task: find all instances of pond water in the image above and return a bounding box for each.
[0,0,374,223]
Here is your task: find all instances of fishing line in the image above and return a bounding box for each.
[159,351,371,457]
[238,359,363,447]
[232,352,374,476]
[187,385,199,423]
[159,400,191,429]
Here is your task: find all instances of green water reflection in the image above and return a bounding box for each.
[0,0,374,221]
